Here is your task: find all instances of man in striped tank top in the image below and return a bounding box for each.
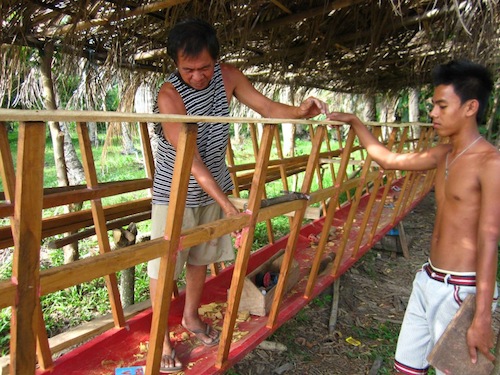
[147,18,329,373]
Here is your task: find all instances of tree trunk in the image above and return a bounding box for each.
[121,77,142,155]
[362,93,376,122]
[408,87,421,139]
[408,87,419,122]
[40,43,68,186]
[380,93,399,141]
[88,122,98,147]
[134,83,158,167]
[280,86,295,157]
[113,223,138,307]
[486,79,499,142]
[40,42,84,264]
[233,123,242,145]
[121,122,136,155]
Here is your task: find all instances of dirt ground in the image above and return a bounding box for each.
[231,191,500,375]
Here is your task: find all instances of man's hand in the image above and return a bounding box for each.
[326,112,360,125]
[221,201,239,218]
[466,319,495,363]
[297,97,329,118]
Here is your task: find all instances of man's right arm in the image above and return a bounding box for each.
[327,112,442,172]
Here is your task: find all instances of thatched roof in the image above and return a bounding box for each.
[2,1,499,94]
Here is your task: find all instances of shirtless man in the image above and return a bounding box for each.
[327,60,499,375]
[148,19,328,373]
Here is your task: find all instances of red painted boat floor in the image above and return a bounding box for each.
[37,182,426,375]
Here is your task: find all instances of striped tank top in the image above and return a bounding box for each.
[152,63,234,207]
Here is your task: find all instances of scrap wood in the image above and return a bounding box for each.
[493,327,500,375]
[274,362,294,374]
[257,340,288,352]
[329,278,341,334]
[368,357,383,375]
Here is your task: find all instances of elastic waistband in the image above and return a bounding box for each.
[423,263,476,286]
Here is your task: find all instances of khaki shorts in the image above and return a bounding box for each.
[147,203,234,280]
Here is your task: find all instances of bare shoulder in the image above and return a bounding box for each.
[478,142,500,171]
[220,63,247,87]
[158,81,179,100]
[428,143,452,162]
[157,82,185,114]
[219,62,242,76]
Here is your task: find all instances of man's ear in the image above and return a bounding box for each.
[464,99,480,118]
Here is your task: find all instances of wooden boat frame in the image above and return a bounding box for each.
[0,109,437,374]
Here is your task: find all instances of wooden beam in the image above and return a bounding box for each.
[10,122,46,375]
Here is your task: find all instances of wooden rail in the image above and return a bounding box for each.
[0,109,437,374]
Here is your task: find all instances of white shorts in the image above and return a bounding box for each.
[394,262,498,375]
[147,203,235,280]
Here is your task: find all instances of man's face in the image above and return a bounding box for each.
[176,49,216,90]
[429,84,469,137]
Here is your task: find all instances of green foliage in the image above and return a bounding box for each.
[105,85,120,111]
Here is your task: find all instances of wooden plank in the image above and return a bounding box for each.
[42,179,152,209]
[35,303,52,370]
[0,109,433,128]
[427,295,494,375]
[0,123,15,201]
[305,128,356,292]
[77,122,125,328]
[47,300,151,355]
[0,280,15,309]
[216,124,276,370]
[351,126,386,259]
[40,240,166,296]
[10,121,46,375]
[368,127,408,243]
[267,125,326,329]
[0,198,152,249]
[145,123,198,375]
[46,211,151,249]
[139,122,155,181]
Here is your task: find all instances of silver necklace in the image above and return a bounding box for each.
[445,135,482,180]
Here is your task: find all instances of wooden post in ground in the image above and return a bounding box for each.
[9,122,46,375]
[267,125,325,329]
[304,128,356,297]
[216,124,276,370]
[77,122,125,328]
[145,123,198,375]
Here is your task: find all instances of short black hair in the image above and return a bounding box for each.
[167,19,220,64]
[431,59,493,122]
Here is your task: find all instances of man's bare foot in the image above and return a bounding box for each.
[182,317,220,346]
[160,348,182,374]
